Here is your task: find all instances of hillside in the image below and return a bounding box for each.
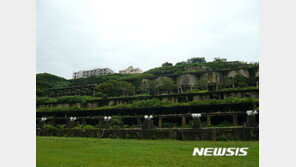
[36,73,70,96]
[36,57,259,97]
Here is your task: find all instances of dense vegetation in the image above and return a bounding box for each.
[36,85,258,106]
[36,97,258,112]
[36,57,259,97]
[94,97,258,110]
[94,80,134,97]
[36,73,70,96]
[36,96,102,105]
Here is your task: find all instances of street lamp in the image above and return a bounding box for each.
[143,115,153,129]
[41,117,47,122]
[70,117,77,122]
[149,115,153,120]
[191,113,201,118]
[144,115,153,120]
[246,110,259,116]
[104,116,111,121]
[246,110,254,116]
[245,110,258,127]
[191,113,202,129]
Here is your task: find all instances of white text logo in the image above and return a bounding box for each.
[192,147,248,156]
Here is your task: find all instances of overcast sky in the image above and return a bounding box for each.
[37,0,259,79]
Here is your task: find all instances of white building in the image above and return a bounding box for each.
[73,68,114,79]
[119,66,143,74]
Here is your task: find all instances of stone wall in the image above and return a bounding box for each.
[201,71,222,84]
[183,66,206,71]
[256,71,259,77]
[176,74,197,88]
[138,68,257,92]
[238,69,250,78]
[227,69,250,78]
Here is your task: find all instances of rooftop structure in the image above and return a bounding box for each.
[73,68,114,79]
[119,66,143,74]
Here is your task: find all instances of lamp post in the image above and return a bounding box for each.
[70,117,77,122]
[191,113,202,129]
[246,110,258,127]
[104,116,112,121]
[143,115,153,129]
[40,117,47,127]
[103,116,111,128]
[69,117,77,128]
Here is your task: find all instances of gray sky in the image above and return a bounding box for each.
[37,0,259,79]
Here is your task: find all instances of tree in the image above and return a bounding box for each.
[162,62,173,67]
[117,81,134,96]
[95,80,133,97]
[187,57,206,64]
[196,78,207,90]
[224,74,250,88]
[220,77,235,88]
[213,57,227,62]
[156,77,177,94]
[161,78,177,93]
[233,75,249,87]
[146,80,157,95]
[175,61,188,66]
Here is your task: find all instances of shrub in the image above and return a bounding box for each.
[72,125,83,129]
[56,124,66,129]
[221,86,258,91]
[36,96,103,105]
[162,122,178,128]
[36,107,86,112]
[38,96,258,112]
[110,116,123,129]
[96,80,134,97]
[83,125,95,129]
[215,120,233,127]
[42,124,56,132]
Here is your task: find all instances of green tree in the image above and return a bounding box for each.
[95,80,133,97]
[196,78,207,90]
[187,57,206,64]
[233,75,249,87]
[220,77,235,88]
[213,57,227,62]
[162,62,173,67]
[156,77,177,94]
[146,80,158,95]
[175,61,188,66]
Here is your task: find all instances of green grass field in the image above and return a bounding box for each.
[36,136,258,167]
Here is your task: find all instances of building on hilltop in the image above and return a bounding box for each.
[73,68,114,79]
[119,66,143,74]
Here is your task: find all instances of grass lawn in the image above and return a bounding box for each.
[36,136,258,167]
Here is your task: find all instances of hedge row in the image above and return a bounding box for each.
[37,97,258,112]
